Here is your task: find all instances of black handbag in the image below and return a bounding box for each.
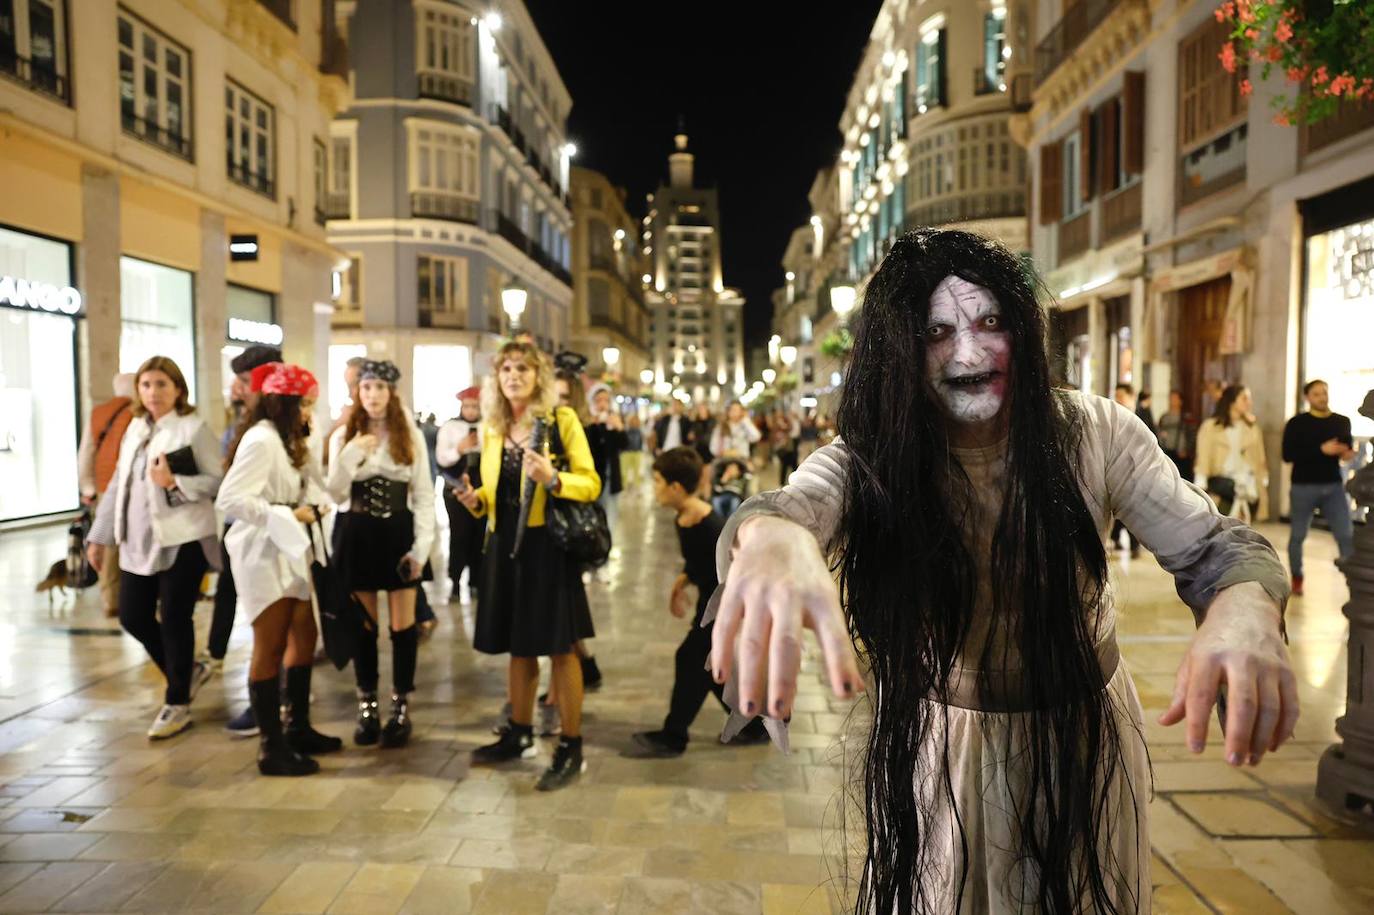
[307,519,374,670]
[1206,475,1237,515]
[545,415,613,568]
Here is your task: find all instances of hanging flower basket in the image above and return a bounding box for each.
[1216,0,1374,125]
[820,328,853,360]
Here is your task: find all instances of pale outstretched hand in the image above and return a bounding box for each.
[1158,581,1298,766]
[709,515,863,719]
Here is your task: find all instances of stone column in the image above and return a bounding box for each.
[1316,389,1374,817]
[79,165,121,404]
[196,210,228,436]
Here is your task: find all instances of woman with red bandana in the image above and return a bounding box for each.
[218,363,341,776]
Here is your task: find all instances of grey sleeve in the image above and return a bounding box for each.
[1100,399,1289,618]
[88,482,117,546]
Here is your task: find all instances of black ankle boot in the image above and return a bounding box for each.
[472,720,535,763]
[355,691,381,746]
[284,666,342,755]
[379,693,412,749]
[579,655,603,691]
[250,678,318,777]
[536,736,585,791]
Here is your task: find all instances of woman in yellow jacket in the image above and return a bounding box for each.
[454,341,601,791]
[1194,383,1269,523]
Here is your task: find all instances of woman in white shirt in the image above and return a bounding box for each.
[217,363,340,776]
[326,360,435,749]
[87,356,223,740]
[709,400,762,460]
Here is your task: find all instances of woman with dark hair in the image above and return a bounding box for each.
[455,341,601,791]
[87,355,223,740]
[326,360,435,749]
[686,403,715,463]
[708,230,1296,913]
[1195,384,1269,524]
[217,363,340,775]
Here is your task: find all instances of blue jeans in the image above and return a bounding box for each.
[1288,482,1354,578]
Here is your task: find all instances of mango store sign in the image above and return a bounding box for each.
[228,318,284,346]
[0,275,83,316]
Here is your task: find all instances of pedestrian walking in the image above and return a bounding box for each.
[76,372,136,618]
[1157,390,1194,481]
[622,413,646,489]
[86,356,223,740]
[687,403,715,462]
[651,399,690,455]
[217,363,341,776]
[709,401,761,460]
[458,341,601,791]
[709,230,1293,914]
[1195,384,1269,524]
[585,383,627,539]
[1282,379,1356,595]
[326,360,435,749]
[632,446,767,757]
[436,386,486,601]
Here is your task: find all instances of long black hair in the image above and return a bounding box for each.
[836,229,1135,912]
[225,394,309,470]
[1211,383,1249,427]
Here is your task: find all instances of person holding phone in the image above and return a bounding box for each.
[86,356,223,740]
[436,386,486,601]
[326,360,435,749]
[217,362,340,776]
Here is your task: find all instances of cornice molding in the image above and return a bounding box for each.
[1031,0,1151,123]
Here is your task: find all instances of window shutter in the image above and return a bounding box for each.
[1123,70,1145,174]
[1079,107,1095,201]
[1039,140,1063,225]
[937,29,949,107]
[1098,99,1120,194]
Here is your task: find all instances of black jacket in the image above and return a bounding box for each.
[653,414,691,454]
[585,421,628,495]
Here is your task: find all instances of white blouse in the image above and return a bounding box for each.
[325,421,436,564]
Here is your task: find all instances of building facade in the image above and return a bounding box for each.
[326,0,573,421]
[644,132,746,404]
[0,0,348,522]
[568,166,650,384]
[1022,0,1374,516]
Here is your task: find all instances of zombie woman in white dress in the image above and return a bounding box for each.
[709,230,1296,913]
[217,363,342,776]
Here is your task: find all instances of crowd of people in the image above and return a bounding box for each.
[76,335,827,790]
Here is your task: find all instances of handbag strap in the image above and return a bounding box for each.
[547,410,569,470]
[306,516,332,564]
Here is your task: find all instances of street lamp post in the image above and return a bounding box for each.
[501,283,528,331]
[601,346,620,370]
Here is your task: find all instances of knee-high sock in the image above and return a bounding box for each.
[390,626,418,695]
[354,623,379,693]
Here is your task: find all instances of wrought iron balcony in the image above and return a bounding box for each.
[122,113,193,161]
[325,191,351,220]
[973,68,1003,97]
[411,191,479,225]
[0,50,69,104]
[1034,0,1123,86]
[490,104,512,136]
[227,160,275,199]
[1058,210,1092,265]
[1101,181,1143,243]
[418,70,473,107]
[496,212,529,250]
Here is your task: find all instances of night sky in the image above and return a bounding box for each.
[526,1,886,349]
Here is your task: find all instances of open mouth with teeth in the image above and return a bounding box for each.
[944,371,1000,387]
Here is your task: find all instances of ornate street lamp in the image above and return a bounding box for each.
[500,284,527,330]
[780,345,797,367]
[830,284,856,320]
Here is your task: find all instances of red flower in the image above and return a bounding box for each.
[1244,27,1259,41]
[1274,20,1293,43]
[1220,42,1238,73]
[1273,112,1290,126]
[1214,7,1225,23]
[1312,66,1329,85]
[1237,0,1255,24]
[1286,66,1306,83]
[1266,44,1283,62]
[1329,75,1358,97]
[1240,79,1253,97]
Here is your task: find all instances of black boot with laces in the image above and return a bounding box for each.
[536,736,585,791]
[473,720,535,763]
[354,691,381,746]
[380,693,412,749]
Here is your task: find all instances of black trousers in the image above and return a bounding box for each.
[118,543,209,705]
[1110,518,1139,552]
[208,525,235,660]
[442,487,486,588]
[663,604,729,743]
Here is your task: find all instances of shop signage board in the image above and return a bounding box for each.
[0,274,83,315]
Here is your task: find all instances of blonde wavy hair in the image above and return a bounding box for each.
[482,341,558,437]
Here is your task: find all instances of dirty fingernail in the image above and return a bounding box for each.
[1226,751,1241,766]
[1189,740,1203,753]
[744,701,755,714]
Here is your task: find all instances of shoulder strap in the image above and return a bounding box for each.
[547,409,567,459]
[95,401,131,451]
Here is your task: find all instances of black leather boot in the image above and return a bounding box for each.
[284,666,342,755]
[379,693,412,749]
[354,691,381,746]
[250,678,318,777]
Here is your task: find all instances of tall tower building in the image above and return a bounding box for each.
[645,131,745,403]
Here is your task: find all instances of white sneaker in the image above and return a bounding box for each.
[189,657,219,701]
[147,704,192,740]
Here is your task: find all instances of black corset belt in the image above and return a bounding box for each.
[351,477,408,518]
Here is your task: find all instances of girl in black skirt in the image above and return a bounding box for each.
[455,341,601,791]
[326,360,435,749]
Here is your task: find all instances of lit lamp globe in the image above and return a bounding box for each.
[639,368,654,386]
[830,284,857,320]
[779,345,797,367]
[601,346,620,367]
[500,285,528,328]
[762,368,777,385]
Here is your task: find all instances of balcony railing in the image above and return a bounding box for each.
[907,190,1026,229]
[1301,98,1374,159]
[0,51,69,104]
[411,191,479,225]
[511,124,527,154]
[418,70,474,107]
[332,302,362,327]
[1100,181,1143,243]
[418,307,467,329]
[1179,122,1247,208]
[973,68,1003,97]
[255,0,295,29]
[492,212,571,287]
[321,31,348,78]
[122,113,193,161]
[227,160,276,199]
[314,206,326,226]
[588,252,617,273]
[1010,73,1033,112]
[490,104,512,136]
[496,212,529,250]
[1035,0,1123,86]
[325,191,351,220]
[1058,210,1092,264]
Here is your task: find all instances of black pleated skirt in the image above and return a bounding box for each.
[474,515,594,657]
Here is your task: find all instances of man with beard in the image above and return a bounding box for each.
[708,230,1295,913]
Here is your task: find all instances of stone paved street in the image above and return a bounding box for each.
[0,476,1372,913]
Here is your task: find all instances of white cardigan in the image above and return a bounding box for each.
[216,421,325,620]
[105,412,222,548]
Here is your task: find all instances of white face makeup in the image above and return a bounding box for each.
[922,275,1012,426]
